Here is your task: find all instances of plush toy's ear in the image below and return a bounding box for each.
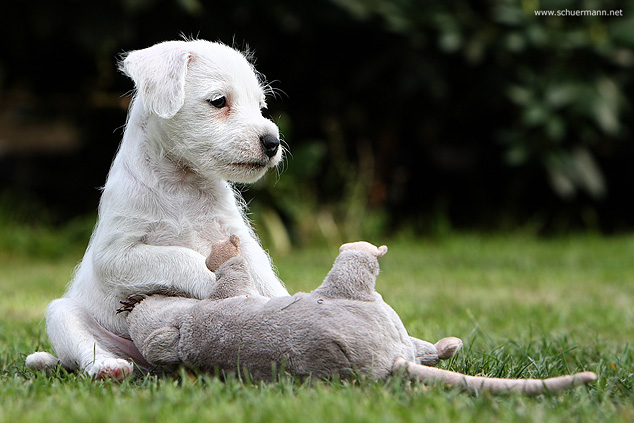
[339,241,388,258]
[120,41,192,119]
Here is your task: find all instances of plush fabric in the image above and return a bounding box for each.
[121,239,595,394]
[124,240,453,380]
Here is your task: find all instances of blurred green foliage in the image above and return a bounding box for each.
[1,0,633,248]
[250,0,634,247]
[0,193,94,259]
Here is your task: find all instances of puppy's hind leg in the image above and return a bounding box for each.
[45,298,136,381]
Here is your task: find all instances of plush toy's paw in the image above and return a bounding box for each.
[86,358,134,382]
[206,235,242,272]
[435,337,463,360]
[117,294,148,314]
[141,326,181,367]
[339,241,388,258]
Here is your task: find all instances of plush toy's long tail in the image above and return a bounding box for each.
[393,357,596,395]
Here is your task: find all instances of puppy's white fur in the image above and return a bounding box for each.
[25,40,289,380]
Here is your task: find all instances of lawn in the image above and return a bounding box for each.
[1,230,632,423]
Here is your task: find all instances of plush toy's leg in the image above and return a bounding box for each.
[410,336,463,366]
[206,235,242,272]
[140,327,181,368]
[204,235,259,300]
[119,294,181,367]
[410,337,441,366]
[435,337,463,360]
[123,295,200,369]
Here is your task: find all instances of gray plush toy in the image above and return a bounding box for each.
[119,236,596,394]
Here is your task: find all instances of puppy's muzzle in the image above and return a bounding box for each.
[260,134,280,158]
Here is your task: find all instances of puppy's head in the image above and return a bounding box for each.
[121,40,283,183]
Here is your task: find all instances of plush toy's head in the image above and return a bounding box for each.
[311,241,388,302]
[339,241,388,257]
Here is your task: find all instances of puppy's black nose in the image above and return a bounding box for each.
[260,134,280,158]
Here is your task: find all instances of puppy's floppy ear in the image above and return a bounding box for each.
[120,41,192,119]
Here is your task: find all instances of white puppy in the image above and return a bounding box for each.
[25,40,289,380]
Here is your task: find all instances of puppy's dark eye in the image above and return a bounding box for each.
[208,96,227,108]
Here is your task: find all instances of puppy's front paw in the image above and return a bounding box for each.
[116,294,148,314]
[87,358,134,382]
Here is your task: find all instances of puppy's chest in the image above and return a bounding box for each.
[145,198,237,254]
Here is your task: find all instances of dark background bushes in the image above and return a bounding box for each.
[1,0,633,247]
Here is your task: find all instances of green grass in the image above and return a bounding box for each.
[1,228,632,423]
